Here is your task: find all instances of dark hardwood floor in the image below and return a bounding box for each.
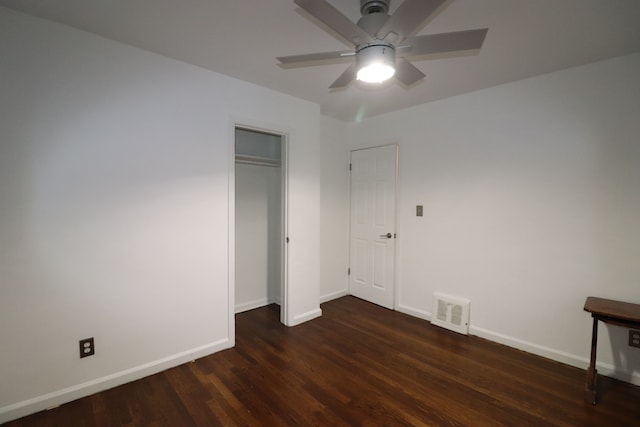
[6,296,640,426]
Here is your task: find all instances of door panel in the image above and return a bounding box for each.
[349,145,397,309]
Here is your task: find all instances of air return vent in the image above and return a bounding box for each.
[431,292,470,335]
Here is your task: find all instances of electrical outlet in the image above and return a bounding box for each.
[630,330,640,349]
[416,205,423,217]
[79,337,95,358]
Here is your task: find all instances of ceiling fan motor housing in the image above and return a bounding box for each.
[356,43,396,64]
[357,5,391,39]
[360,0,390,15]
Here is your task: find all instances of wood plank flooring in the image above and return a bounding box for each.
[5,296,640,426]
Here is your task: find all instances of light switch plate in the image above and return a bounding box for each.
[416,205,423,217]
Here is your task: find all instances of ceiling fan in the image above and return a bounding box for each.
[277,0,488,88]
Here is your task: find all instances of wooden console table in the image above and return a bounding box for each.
[583,297,640,404]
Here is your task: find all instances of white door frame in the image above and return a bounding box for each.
[228,120,289,342]
[348,143,398,309]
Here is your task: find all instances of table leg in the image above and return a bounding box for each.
[585,316,598,404]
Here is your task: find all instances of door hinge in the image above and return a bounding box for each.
[349,163,352,171]
[348,267,351,276]
[286,237,289,243]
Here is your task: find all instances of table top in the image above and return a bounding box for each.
[584,297,640,324]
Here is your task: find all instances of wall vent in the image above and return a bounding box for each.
[431,292,470,335]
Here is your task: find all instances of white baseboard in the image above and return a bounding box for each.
[397,304,431,321]
[237,298,320,326]
[469,325,640,387]
[0,338,232,424]
[469,325,589,368]
[396,304,640,387]
[235,297,279,314]
[320,289,348,303]
[289,307,322,326]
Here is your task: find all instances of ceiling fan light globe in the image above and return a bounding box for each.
[357,63,396,83]
[355,43,396,84]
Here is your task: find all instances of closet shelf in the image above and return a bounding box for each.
[235,154,281,168]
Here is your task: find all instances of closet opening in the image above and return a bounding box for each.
[234,127,287,325]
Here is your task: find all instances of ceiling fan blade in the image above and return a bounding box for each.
[277,50,355,66]
[375,0,446,43]
[295,0,373,46]
[399,29,489,57]
[394,58,425,86]
[329,64,356,89]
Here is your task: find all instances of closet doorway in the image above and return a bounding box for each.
[234,127,287,324]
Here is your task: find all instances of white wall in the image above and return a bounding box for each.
[348,53,640,385]
[235,163,281,310]
[319,116,350,302]
[0,8,321,423]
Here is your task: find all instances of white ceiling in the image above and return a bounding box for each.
[2,0,639,122]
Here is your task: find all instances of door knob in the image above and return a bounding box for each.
[380,233,392,239]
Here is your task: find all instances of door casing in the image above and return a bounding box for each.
[229,121,289,344]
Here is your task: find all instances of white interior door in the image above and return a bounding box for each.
[349,145,397,309]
